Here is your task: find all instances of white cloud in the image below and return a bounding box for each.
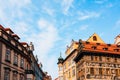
[9,0,31,7]
[0,0,59,78]
[43,7,55,16]
[80,25,88,30]
[17,18,59,78]
[78,11,100,20]
[37,19,58,54]
[0,0,32,25]
[61,0,74,15]
[12,22,30,38]
[114,20,120,29]
[94,0,107,4]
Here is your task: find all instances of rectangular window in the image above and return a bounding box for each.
[20,75,24,80]
[106,69,110,75]
[13,53,18,66]
[90,68,94,75]
[27,78,31,80]
[116,69,119,75]
[91,55,93,61]
[106,57,110,62]
[13,72,17,80]
[4,69,10,80]
[115,58,117,62]
[72,68,75,77]
[5,48,11,62]
[68,70,71,78]
[20,57,24,68]
[59,66,63,71]
[99,56,102,61]
[99,68,102,75]
[95,56,98,61]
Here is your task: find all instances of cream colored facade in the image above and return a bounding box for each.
[114,34,120,45]
[58,40,78,80]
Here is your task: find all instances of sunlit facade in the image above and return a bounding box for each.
[74,33,120,80]
[58,40,78,80]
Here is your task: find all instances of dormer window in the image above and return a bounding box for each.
[103,48,108,50]
[93,36,97,41]
[92,46,97,50]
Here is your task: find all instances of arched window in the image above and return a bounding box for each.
[93,36,97,41]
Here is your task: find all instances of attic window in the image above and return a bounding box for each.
[103,48,108,50]
[93,36,97,41]
[86,41,90,44]
[117,45,120,47]
[96,43,100,45]
[114,49,119,52]
[92,46,97,50]
[107,44,111,46]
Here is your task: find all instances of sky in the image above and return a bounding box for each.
[0,0,120,79]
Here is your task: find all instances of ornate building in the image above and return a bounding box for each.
[74,33,120,80]
[58,33,120,80]
[57,40,78,80]
[0,25,46,80]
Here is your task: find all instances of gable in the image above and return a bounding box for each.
[87,33,105,43]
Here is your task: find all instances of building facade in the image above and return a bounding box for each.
[0,25,45,80]
[57,40,78,80]
[58,33,120,80]
[74,34,120,80]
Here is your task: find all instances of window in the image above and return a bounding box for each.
[20,57,24,68]
[68,60,71,66]
[64,64,66,69]
[116,69,119,75]
[90,68,94,75]
[68,70,71,78]
[99,56,102,61]
[13,53,18,66]
[4,69,10,80]
[59,66,63,71]
[106,57,110,62]
[99,68,102,75]
[115,58,117,62]
[91,55,93,61]
[106,69,110,74]
[92,46,96,49]
[5,48,11,62]
[103,48,108,50]
[27,78,31,80]
[93,36,97,41]
[95,56,98,61]
[20,75,24,80]
[72,68,75,77]
[26,64,29,70]
[13,71,18,80]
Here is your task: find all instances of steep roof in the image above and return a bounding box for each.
[74,40,120,62]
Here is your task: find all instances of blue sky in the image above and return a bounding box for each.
[0,0,120,79]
